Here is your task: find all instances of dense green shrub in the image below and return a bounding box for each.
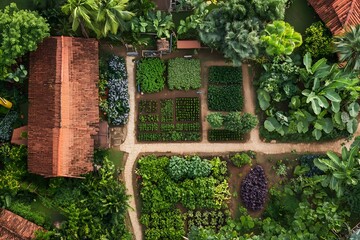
[206,112,224,129]
[138,155,230,238]
[136,58,165,93]
[303,22,333,60]
[208,66,242,84]
[168,156,211,181]
[187,156,212,179]
[230,153,252,168]
[168,156,189,181]
[0,3,50,81]
[59,157,130,239]
[223,112,258,134]
[258,53,358,141]
[168,58,201,90]
[261,21,302,56]
[208,85,243,111]
[0,144,27,203]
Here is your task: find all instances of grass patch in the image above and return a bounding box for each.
[108,148,125,170]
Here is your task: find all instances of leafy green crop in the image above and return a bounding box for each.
[168,58,201,90]
[209,66,242,84]
[136,58,165,93]
[208,85,243,111]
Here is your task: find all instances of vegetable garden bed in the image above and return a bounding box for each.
[136,149,360,239]
[207,66,243,111]
[137,97,202,142]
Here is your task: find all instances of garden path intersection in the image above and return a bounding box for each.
[119,56,357,240]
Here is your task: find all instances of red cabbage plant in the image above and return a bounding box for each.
[241,165,268,211]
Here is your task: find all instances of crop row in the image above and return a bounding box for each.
[139,100,157,113]
[160,123,201,131]
[160,99,174,122]
[175,97,200,122]
[138,123,159,132]
[208,129,244,142]
[139,114,159,123]
[185,210,229,231]
[137,131,201,142]
[208,66,242,84]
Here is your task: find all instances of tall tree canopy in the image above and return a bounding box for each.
[0,3,50,81]
[62,0,134,38]
[198,0,288,64]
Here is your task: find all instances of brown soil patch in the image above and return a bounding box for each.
[228,152,299,219]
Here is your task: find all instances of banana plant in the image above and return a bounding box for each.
[264,116,286,136]
[292,109,315,134]
[314,146,360,197]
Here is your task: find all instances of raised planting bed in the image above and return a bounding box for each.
[207,66,243,111]
[137,97,201,142]
[168,58,201,90]
[137,155,230,240]
[208,129,244,142]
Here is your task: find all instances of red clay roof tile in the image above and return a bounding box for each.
[27,37,99,177]
[0,209,43,240]
[308,0,360,35]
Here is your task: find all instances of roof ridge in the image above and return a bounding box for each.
[344,0,355,26]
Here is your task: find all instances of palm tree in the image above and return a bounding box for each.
[334,25,360,72]
[61,0,96,38]
[94,0,134,38]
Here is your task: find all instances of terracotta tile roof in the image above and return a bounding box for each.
[27,36,99,177]
[0,209,43,240]
[308,0,360,35]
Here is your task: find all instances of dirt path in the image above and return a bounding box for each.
[120,58,351,240]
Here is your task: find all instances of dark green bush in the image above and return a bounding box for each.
[208,85,243,111]
[223,112,258,134]
[209,66,242,84]
[168,156,189,181]
[303,22,334,60]
[168,156,211,181]
[230,153,252,168]
[136,58,165,93]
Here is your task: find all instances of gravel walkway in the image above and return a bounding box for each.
[119,57,353,240]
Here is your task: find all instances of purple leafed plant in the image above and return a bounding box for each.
[241,165,268,211]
